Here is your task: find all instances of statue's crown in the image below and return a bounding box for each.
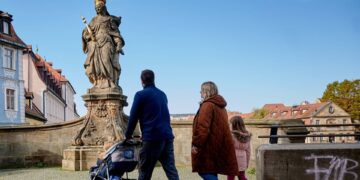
[95,0,106,6]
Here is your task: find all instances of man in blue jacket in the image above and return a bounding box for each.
[125,69,179,180]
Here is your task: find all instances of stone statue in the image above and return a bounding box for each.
[71,0,130,147]
[63,0,137,170]
[82,0,125,89]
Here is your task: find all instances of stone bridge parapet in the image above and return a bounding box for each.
[257,143,360,180]
[0,118,84,168]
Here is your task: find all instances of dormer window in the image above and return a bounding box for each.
[2,20,10,35]
[292,110,298,115]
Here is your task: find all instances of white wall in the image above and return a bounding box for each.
[22,53,47,112]
[44,91,65,123]
[63,82,79,121]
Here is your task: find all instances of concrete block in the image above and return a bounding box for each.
[256,143,360,180]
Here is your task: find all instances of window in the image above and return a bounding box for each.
[293,110,298,115]
[320,133,324,142]
[272,112,276,117]
[326,119,336,124]
[4,48,14,69]
[343,119,347,130]
[2,21,10,34]
[6,89,15,110]
[347,133,352,141]
[327,119,337,130]
[316,120,320,131]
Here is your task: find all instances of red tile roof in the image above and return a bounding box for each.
[263,104,286,111]
[240,112,255,119]
[262,102,329,120]
[228,111,254,119]
[34,53,68,83]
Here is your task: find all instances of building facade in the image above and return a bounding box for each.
[0,11,26,126]
[305,103,354,143]
[23,46,79,124]
[261,101,355,143]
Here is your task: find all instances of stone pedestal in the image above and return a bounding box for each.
[62,87,129,171]
[75,89,128,146]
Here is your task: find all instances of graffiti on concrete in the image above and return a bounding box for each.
[304,154,358,180]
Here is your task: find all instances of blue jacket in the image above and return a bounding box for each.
[125,84,174,141]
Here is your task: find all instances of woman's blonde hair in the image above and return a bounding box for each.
[201,81,218,100]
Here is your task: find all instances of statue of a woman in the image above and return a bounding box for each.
[82,0,125,89]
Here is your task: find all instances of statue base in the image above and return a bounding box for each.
[73,88,128,146]
[62,86,129,171]
[62,146,102,171]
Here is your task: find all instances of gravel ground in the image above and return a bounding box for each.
[0,167,255,180]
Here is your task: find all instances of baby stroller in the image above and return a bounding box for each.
[89,139,141,180]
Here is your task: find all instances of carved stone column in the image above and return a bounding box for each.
[62,88,129,171]
[74,89,128,146]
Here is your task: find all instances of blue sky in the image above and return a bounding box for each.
[2,0,360,116]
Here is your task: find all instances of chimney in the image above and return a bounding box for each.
[0,11,13,22]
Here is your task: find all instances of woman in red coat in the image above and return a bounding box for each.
[192,81,238,180]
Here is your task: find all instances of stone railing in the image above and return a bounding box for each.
[171,119,301,168]
[0,117,84,168]
[0,117,303,169]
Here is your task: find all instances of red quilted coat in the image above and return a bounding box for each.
[191,95,238,176]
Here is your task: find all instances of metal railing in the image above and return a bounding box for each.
[257,123,360,144]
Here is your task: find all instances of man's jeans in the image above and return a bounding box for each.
[199,173,218,180]
[138,139,179,180]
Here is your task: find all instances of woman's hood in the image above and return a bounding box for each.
[204,95,227,108]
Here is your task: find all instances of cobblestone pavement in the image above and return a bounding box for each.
[0,167,255,180]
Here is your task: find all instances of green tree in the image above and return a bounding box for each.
[321,79,360,121]
[250,108,268,119]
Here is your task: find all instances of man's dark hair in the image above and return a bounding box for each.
[141,69,155,85]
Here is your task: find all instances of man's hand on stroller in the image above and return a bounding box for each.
[122,136,141,146]
[122,138,132,146]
